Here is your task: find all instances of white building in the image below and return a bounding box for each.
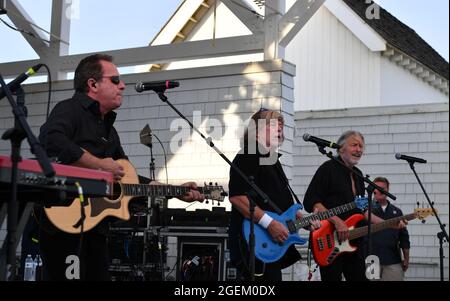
[144,0,449,110]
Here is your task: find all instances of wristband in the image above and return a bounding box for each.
[258,213,274,229]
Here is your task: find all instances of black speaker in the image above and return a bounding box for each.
[108,230,166,265]
[176,236,227,281]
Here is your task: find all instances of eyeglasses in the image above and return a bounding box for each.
[101,75,121,85]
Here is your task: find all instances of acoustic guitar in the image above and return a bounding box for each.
[45,159,226,233]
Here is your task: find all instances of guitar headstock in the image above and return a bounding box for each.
[415,208,436,221]
[203,182,227,204]
[354,196,369,211]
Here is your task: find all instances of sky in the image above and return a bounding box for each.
[0,0,448,65]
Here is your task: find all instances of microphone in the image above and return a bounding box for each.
[303,133,341,149]
[395,153,427,164]
[135,80,179,93]
[0,64,43,100]
[140,124,152,147]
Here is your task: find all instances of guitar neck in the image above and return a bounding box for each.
[349,213,416,240]
[121,183,201,198]
[294,202,359,230]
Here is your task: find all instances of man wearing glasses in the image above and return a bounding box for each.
[38,54,203,280]
[371,177,410,281]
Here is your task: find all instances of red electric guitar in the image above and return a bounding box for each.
[310,208,435,267]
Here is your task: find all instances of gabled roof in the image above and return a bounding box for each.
[343,0,449,80]
[149,0,449,83]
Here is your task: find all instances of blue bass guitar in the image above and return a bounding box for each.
[242,196,368,263]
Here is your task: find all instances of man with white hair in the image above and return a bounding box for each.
[303,130,369,281]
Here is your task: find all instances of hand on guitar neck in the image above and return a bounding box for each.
[149,180,205,202]
[74,150,204,202]
[177,181,205,203]
[364,211,408,230]
[314,202,349,242]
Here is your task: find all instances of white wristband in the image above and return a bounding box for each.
[258,213,274,229]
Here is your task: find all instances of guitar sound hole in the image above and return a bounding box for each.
[111,183,122,200]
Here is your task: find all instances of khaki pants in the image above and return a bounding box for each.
[379,263,404,281]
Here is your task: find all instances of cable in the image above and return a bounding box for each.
[152,133,168,184]
[41,64,52,121]
[182,200,199,210]
[164,260,178,280]
[4,8,70,45]
[0,17,51,44]
[74,182,85,280]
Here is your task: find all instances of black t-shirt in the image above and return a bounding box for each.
[38,92,127,235]
[228,149,297,263]
[303,157,366,221]
[39,92,127,164]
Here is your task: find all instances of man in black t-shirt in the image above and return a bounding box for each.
[228,109,320,281]
[304,131,374,281]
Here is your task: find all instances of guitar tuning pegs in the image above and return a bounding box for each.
[209,182,213,186]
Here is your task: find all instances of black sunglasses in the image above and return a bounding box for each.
[101,76,121,85]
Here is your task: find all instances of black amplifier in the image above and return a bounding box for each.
[162,207,230,227]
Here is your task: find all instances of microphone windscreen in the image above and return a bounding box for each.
[302,133,310,141]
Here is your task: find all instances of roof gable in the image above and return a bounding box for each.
[343,0,449,80]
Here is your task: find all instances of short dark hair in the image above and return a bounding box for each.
[74,54,113,93]
[374,176,390,189]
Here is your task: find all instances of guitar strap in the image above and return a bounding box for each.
[274,162,303,207]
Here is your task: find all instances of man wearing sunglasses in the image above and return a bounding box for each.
[37,54,203,280]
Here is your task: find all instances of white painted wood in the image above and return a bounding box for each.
[264,0,286,60]
[380,57,449,105]
[165,1,261,70]
[5,0,49,57]
[324,0,386,52]
[150,0,206,46]
[222,0,264,33]
[49,0,72,80]
[279,0,325,47]
[0,35,264,78]
[285,6,382,111]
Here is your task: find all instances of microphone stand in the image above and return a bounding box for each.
[316,146,396,259]
[141,128,166,280]
[407,161,448,281]
[154,90,282,281]
[0,74,55,281]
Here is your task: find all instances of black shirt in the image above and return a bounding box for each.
[39,92,126,164]
[228,148,298,263]
[303,157,366,220]
[371,202,410,265]
[38,92,127,235]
